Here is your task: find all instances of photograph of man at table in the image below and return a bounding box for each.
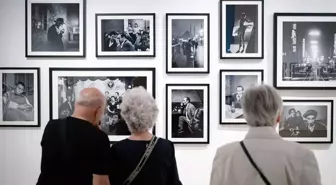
[224,75,258,120]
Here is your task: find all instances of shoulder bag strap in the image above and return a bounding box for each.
[123,136,159,185]
[240,141,271,185]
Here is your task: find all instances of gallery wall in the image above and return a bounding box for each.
[0,0,336,185]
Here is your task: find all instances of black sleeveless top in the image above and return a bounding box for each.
[109,138,183,185]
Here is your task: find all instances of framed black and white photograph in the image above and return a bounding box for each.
[220,0,263,59]
[96,13,155,57]
[49,68,155,143]
[220,70,263,124]
[274,13,336,89]
[166,84,209,144]
[26,0,86,57]
[0,68,40,127]
[166,13,210,73]
[279,98,333,143]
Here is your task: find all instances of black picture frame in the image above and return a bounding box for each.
[25,0,86,58]
[166,13,210,74]
[165,83,210,144]
[0,67,41,127]
[220,0,264,59]
[274,13,336,89]
[49,67,156,143]
[279,98,334,144]
[95,13,156,57]
[219,69,264,124]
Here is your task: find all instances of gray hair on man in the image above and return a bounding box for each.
[120,86,158,133]
[241,84,283,127]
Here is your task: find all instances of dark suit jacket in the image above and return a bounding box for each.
[231,93,243,109]
[299,121,327,137]
[120,40,135,51]
[182,103,196,122]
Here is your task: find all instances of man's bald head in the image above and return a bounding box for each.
[76,88,105,108]
[72,88,106,127]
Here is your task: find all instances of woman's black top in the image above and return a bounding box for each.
[109,138,182,185]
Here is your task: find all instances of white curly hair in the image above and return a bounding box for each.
[120,86,158,133]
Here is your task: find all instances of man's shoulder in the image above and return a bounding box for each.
[278,138,314,157]
[315,121,327,128]
[216,141,241,156]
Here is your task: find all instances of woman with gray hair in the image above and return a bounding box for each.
[210,84,322,185]
[108,87,182,185]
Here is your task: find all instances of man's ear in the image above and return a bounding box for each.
[276,114,281,123]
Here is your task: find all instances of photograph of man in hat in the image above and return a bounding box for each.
[47,18,65,51]
[300,109,328,137]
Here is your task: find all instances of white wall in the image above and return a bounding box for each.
[0,0,336,184]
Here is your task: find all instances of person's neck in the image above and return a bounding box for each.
[129,131,153,141]
[71,112,95,125]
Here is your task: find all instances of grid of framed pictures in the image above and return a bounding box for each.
[49,67,155,143]
[0,68,40,127]
[220,0,264,59]
[279,98,333,143]
[166,13,210,74]
[14,0,334,145]
[96,13,155,57]
[25,0,86,57]
[166,84,209,144]
[219,70,264,124]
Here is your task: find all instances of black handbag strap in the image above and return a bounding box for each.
[123,136,159,185]
[240,141,271,185]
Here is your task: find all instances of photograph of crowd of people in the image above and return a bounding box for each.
[279,104,330,140]
[57,76,149,136]
[221,1,262,58]
[97,14,154,57]
[220,70,263,124]
[27,0,84,56]
[0,69,39,126]
[166,85,209,144]
[167,14,209,73]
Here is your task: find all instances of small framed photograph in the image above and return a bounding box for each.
[50,67,156,143]
[96,13,155,57]
[274,13,336,89]
[220,0,264,59]
[166,13,210,73]
[26,0,86,57]
[0,68,40,127]
[279,98,334,143]
[220,70,264,124]
[166,84,209,144]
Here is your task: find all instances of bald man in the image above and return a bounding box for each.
[37,88,111,185]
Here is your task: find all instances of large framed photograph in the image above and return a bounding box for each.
[166,84,209,144]
[166,13,210,73]
[220,0,264,59]
[96,13,155,57]
[26,0,86,57]
[279,98,334,143]
[50,68,155,143]
[0,68,40,127]
[274,13,336,89]
[220,70,264,124]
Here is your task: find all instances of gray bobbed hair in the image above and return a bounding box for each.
[120,86,158,133]
[242,84,283,127]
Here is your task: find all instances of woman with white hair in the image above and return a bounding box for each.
[108,87,182,185]
[210,84,322,185]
